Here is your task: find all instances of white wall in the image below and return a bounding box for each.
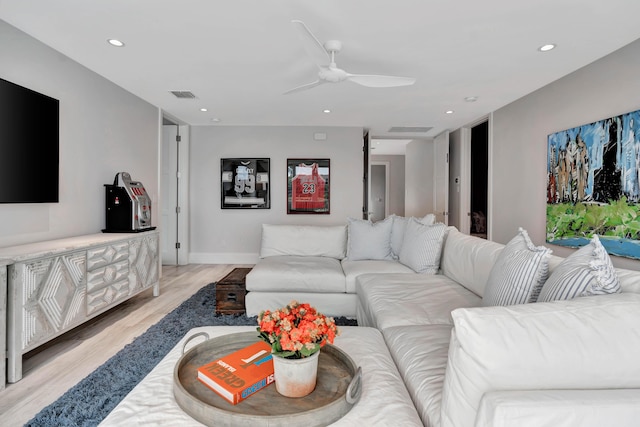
[371,154,405,217]
[491,38,640,270]
[189,126,363,263]
[405,139,434,217]
[0,20,159,247]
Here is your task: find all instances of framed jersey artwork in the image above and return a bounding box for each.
[221,158,270,209]
[287,158,330,214]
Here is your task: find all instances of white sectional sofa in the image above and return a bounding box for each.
[246,219,640,426]
[245,220,417,317]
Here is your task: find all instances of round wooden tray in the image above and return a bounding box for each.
[173,331,362,427]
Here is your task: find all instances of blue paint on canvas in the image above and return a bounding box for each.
[551,236,640,260]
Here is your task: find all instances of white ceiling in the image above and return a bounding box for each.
[2,1,640,139]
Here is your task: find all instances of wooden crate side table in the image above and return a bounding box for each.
[215,268,251,315]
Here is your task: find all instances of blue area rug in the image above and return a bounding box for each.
[25,281,357,426]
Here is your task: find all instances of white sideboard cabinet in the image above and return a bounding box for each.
[1,230,160,384]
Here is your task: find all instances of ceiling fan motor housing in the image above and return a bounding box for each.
[319,67,348,83]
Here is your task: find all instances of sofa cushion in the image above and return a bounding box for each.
[440,293,640,427]
[383,325,452,427]
[537,235,620,302]
[440,228,504,297]
[355,273,482,329]
[398,220,448,274]
[259,224,347,259]
[245,291,357,318]
[482,228,551,306]
[245,255,346,293]
[341,259,415,293]
[346,217,393,261]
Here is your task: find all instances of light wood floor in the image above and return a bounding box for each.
[0,263,248,427]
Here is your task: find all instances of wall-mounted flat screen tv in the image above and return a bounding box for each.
[0,77,59,203]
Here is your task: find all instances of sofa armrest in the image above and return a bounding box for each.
[475,389,640,427]
[441,293,640,427]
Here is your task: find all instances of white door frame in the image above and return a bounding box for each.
[459,127,472,234]
[434,131,449,225]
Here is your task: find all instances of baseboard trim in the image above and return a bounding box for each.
[188,252,259,265]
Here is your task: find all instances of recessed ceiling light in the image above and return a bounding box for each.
[323,109,331,114]
[445,110,454,114]
[107,39,125,47]
[538,43,556,52]
[211,118,221,123]
[464,96,478,102]
[200,108,208,112]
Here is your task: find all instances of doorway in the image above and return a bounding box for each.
[470,121,488,239]
[160,117,190,265]
[370,162,389,222]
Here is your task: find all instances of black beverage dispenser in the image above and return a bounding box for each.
[103,172,155,232]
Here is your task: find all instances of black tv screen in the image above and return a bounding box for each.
[0,78,59,203]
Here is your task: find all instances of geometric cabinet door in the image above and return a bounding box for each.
[17,252,86,351]
[129,233,159,295]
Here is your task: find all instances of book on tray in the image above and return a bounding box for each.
[197,340,274,404]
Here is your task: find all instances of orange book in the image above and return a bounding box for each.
[197,340,274,404]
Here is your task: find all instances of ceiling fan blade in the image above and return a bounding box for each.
[346,74,416,88]
[283,80,325,95]
[291,20,330,69]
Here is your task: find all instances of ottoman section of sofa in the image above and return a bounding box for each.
[246,255,346,293]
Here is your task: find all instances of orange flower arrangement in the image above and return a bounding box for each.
[257,301,339,359]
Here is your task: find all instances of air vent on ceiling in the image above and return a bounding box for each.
[388,126,432,133]
[169,90,197,99]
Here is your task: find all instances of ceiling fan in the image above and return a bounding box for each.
[284,20,416,95]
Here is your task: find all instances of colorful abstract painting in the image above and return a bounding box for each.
[546,108,640,259]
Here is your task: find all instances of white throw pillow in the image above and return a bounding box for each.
[537,235,620,302]
[347,217,393,261]
[398,219,447,274]
[482,228,551,306]
[421,213,436,225]
[390,215,408,259]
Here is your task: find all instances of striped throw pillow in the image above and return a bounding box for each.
[482,228,551,306]
[537,235,620,302]
[398,219,447,274]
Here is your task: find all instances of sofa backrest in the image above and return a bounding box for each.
[547,253,640,294]
[440,228,504,297]
[259,224,347,259]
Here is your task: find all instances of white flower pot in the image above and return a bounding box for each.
[272,350,320,398]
